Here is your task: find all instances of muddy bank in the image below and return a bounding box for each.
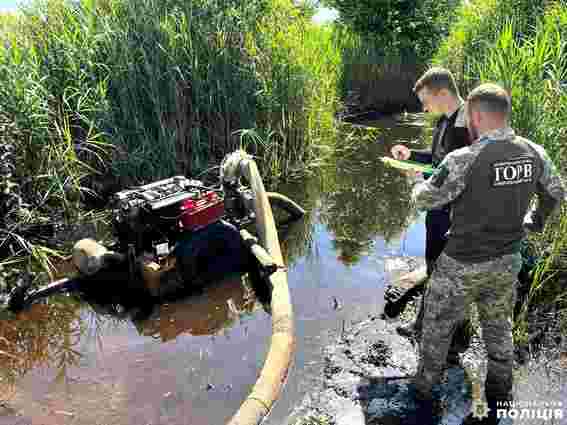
[290,257,566,425]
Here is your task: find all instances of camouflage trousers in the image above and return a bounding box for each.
[414,252,523,402]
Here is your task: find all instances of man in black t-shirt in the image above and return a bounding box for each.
[391,67,471,277]
[387,68,472,358]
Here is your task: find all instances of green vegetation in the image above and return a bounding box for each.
[0,0,341,188]
[319,124,416,265]
[2,0,566,346]
[432,0,567,343]
[0,0,342,275]
[323,0,459,59]
[324,0,461,112]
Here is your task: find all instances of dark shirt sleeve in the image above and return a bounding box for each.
[450,127,471,151]
[524,149,566,232]
[409,149,433,164]
[409,111,470,166]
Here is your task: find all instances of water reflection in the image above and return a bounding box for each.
[0,298,84,404]
[319,125,417,265]
[133,275,258,340]
[0,113,428,425]
[0,274,260,408]
[275,120,423,268]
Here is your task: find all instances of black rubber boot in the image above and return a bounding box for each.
[396,320,419,342]
[383,279,427,319]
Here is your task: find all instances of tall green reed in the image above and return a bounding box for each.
[433,0,567,341]
[2,0,342,187]
[433,0,551,91]
[251,2,342,181]
[0,0,343,275]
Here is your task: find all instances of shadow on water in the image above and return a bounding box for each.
[0,113,433,425]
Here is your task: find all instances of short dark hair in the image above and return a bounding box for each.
[467,83,511,118]
[413,67,460,97]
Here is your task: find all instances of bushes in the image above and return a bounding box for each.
[323,0,459,60]
[326,0,461,113]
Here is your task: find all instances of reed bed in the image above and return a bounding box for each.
[433,0,567,343]
[0,0,342,192]
[0,0,342,274]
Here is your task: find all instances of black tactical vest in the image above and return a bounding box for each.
[445,137,544,263]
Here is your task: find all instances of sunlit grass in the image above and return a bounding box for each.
[1,0,342,188]
[0,0,344,279]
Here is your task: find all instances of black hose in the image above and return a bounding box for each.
[266,192,305,220]
[8,277,82,313]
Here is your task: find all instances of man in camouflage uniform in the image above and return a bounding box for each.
[411,83,565,424]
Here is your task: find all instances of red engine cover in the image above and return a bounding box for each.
[179,191,225,231]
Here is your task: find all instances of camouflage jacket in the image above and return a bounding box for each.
[412,127,565,262]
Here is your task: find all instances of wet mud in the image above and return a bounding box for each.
[290,254,566,425]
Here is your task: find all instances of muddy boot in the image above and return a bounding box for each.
[396,310,423,343]
[396,285,426,341]
[383,279,427,319]
[446,319,474,366]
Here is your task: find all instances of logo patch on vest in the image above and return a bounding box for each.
[431,164,449,188]
[492,157,534,187]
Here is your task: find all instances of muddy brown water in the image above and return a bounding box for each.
[2,113,562,425]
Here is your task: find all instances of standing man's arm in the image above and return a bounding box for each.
[412,152,470,211]
[448,106,472,151]
[390,145,432,164]
[524,149,566,232]
[409,149,433,164]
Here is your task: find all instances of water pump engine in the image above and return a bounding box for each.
[110,176,225,258]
